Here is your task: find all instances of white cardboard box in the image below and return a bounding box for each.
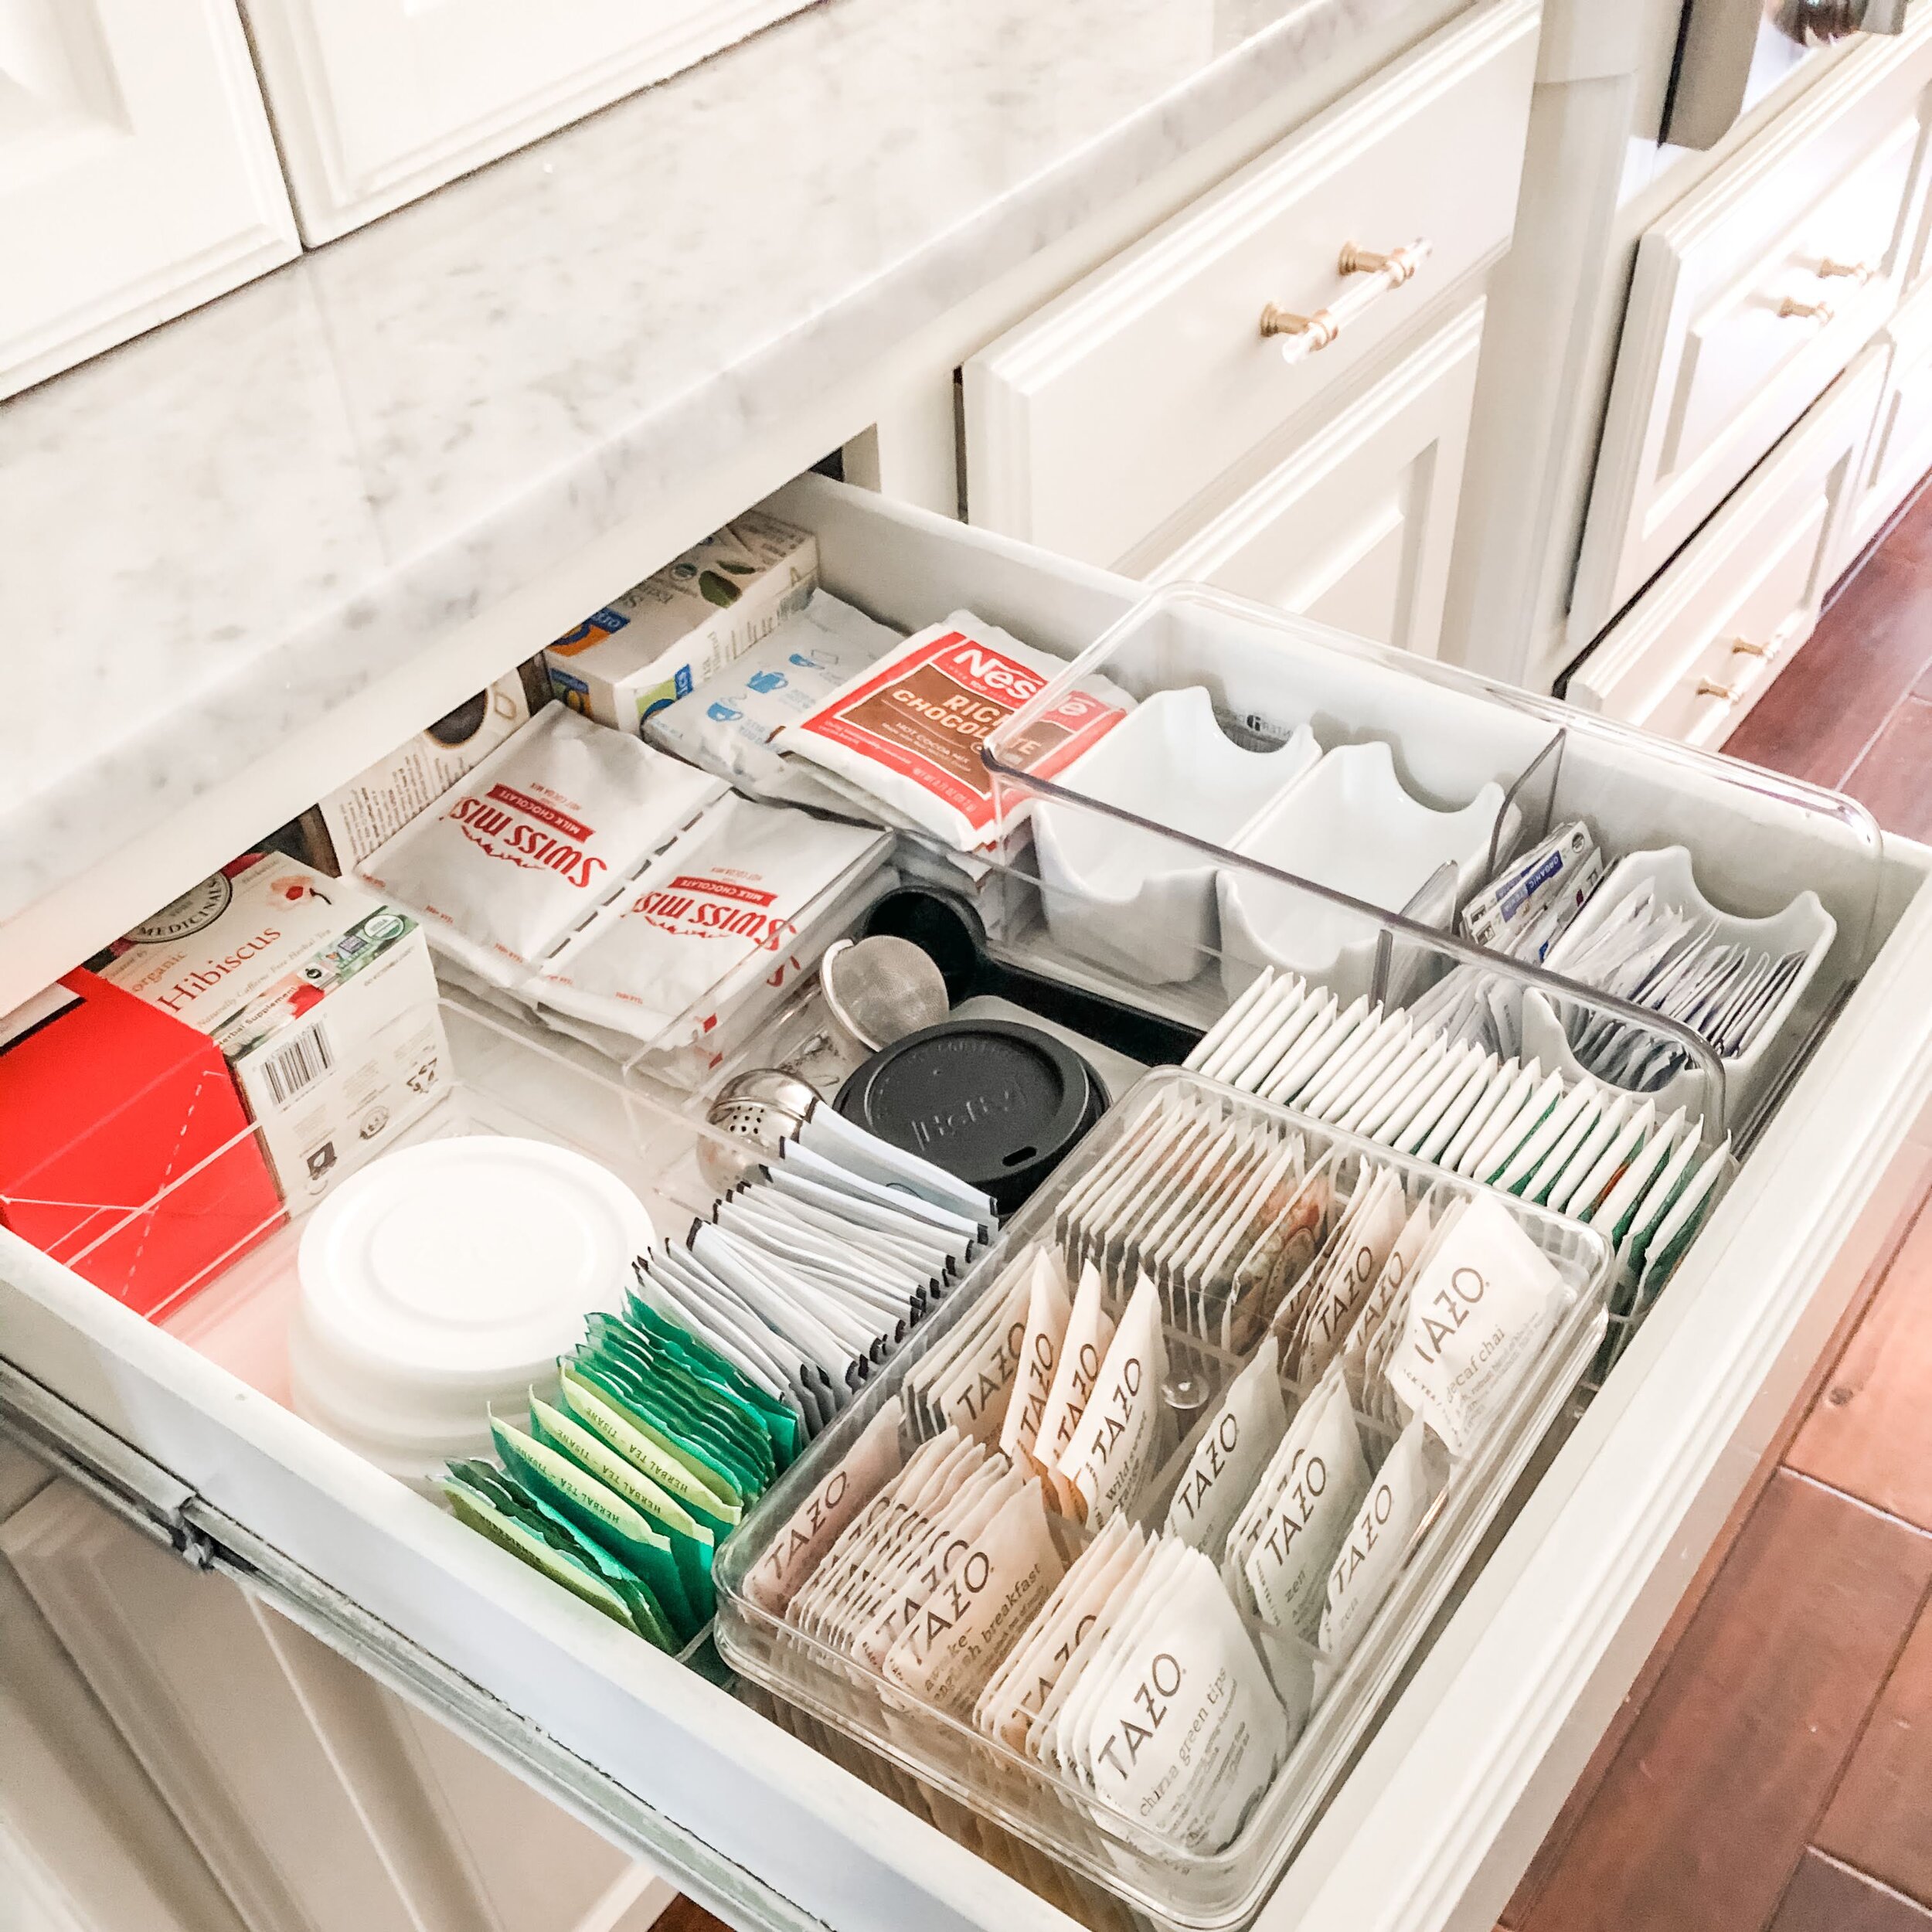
[98,856,447,1206]
[544,512,818,734]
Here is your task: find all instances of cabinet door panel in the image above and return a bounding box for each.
[1570,15,1932,643]
[1844,281,1932,560]
[1142,301,1483,658]
[962,0,1536,572]
[240,0,817,242]
[0,0,297,400]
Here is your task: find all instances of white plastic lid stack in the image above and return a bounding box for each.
[290,1136,655,1487]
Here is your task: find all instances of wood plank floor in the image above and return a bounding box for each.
[1505,477,1932,1932]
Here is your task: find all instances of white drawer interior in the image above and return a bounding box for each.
[7,476,1932,1932]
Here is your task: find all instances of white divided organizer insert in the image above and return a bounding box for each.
[1,474,1924,1932]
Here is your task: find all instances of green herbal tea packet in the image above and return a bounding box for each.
[560,1357,740,1536]
[579,1328,767,1502]
[448,1461,680,1653]
[586,1314,775,1491]
[440,1474,637,1632]
[622,1291,800,1468]
[529,1393,716,1624]
[442,1468,676,1654]
[491,1416,700,1643]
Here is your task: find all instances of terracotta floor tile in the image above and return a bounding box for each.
[1515,1471,1932,1932]
[1768,1853,1932,1932]
[1874,474,1932,579]
[1841,697,1932,842]
[1787,1199,1932,1532]
[652,1900,729,1932]
[1723,554,1932,788]
[1816,1596,1932,1907]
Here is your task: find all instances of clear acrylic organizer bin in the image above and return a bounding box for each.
[713,1070,1613,1931]
[979,584,1886,1148]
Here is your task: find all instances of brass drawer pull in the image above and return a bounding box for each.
[1263,238,1433,364]
[1818,257,1876,284]
[1729,638,1770,657]
[1777,296,1835,322]
[1697,679,1739,702]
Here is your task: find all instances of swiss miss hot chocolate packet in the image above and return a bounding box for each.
[775,611,1134,853]
[358,705,723,986]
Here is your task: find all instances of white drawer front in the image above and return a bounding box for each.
[5,478,1932,1932]
[1845,276,1932,559]
[963,0,1536,573]
[1141,299,1483,658]
[1571,15,1932,643]
[1566,345,1886,747]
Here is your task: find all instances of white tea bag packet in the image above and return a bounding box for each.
[1618,1123,1709,1277]
[1542,1091,1634,1215]
[644,590,900,796]
[1240,1365,1371,1644]
[747,1397,905,1613]
[1383,1194,1567,1461]
[1185,967,1281,1077]
[998,1248,1075,1472]
[1227,984,1328,1095]
[1287,1167,1407,1379]
[1033,1264,1117,1510]
[977,1519,1139,1748]
[1193,1140,1308,1348]
[1079,1546,1288,1852]
[359,704,724,985]
[1336,1200,1433,1406]
[1060,1274,1169,1527]
[1440,1057,1534,1175]
[1165,1337,1288,1553]
[797,1104,995,1226]
[1318,1416,1449,1667]
[885,1477,1066,1716]
[535,794,889,1045]
[1232,1151,1335,1347]
[1415,1052,1502,1165]
[1027,1535,1168,1768]
[1593,1107,1688,1249]
[1566,1099,1658,1222]
[1494,1080,1597,1196]
[1635,1138,1731,1303]
[777,612,1133,853]
[856,1462,1019,1668]
[1261,995,1373,1106]
[931,1271,1034,1444]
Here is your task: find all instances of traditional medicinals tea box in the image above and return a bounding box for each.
[545,511,818,734]
[100,854,447,1207]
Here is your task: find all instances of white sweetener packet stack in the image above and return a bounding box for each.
[533,794,891,1047]
[357,706,723,988]
[775,611,1134,853]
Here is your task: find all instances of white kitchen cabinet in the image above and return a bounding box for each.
[238,0,819,244]
[0,0,298,403]
[5,474,1932,1932]
[1564,345,1886,746]
[961,0,1536,577]
[0,1481,675,1932]
[1138,298,1484,658]
[1842,274,1932,559]
[1568,9,1932,645]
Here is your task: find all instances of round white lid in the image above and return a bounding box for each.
[294,1136,654,1403]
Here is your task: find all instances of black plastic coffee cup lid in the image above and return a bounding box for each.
[834,1018,1104,1213]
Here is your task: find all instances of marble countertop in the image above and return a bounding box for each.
[0,0,1423,934]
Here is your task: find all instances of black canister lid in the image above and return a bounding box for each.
[834,1019,1104,1213]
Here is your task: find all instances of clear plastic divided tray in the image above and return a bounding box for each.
[978,584,1886,1148]
[713,1069,1613,1930]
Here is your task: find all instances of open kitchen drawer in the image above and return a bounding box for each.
[7,477,1932,1932]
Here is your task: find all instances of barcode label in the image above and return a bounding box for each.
[260,1022,333,1108]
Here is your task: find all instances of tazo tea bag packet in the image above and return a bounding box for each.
[931,1268,1033,1444]
[1231,1151,1335,1349]
[885,1477,1066,1717]
[1027,1536,1166,1768]
[535,796,889,1046]
[1288,1167,1407,1379]
[999,1248,1075,1471]
[1078,1545,1289,1852]
[746,1399,905,1614]
[1318,1416,1450,1667]
[1059,1274,1168,1527]
[1383,1195,1567,1462]
[1337,1200,1434,1406]
[1033,1264,1117,1510]
[777,612,1133,853]
[1165,1337,1288,1553]
[358,706,723,985]
[976,1519,1138,1748]
[644,590,901,794]
[1240,1365,1370,1645]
